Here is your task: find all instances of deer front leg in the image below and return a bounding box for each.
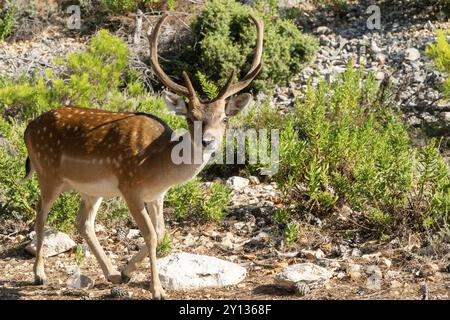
[75,195,122,284]
[33,187,60,285]
[124,195,166,300]
[121,196,165,282]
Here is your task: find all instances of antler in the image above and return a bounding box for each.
[149,13,264,102]
[215,14,264,100]
[148,14,198,100]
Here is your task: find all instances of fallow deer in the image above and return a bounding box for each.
[22,14,263,299]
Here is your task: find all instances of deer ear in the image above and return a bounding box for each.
[163,91,188,115]
[225,93,253,116]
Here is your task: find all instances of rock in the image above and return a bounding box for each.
[301,249,325,260]
[361,252,382,261]
[226,176,250,191]
[316,26,331,35]
[67,266,94,289]
[385,270,400,279]
[370,40,382,54]
[183,233,197,247]
[157,252,246,290]
[380,257,392,268]
[26,229,76,257]
[405,48,420,61]
[347,264,363,281]
[248,176,260,185]
[366,265,382,278]
[375,52,386,64]
[111,287,130,298]
[275,263,333,289]
[390,280,402,289]
[351,248,362,257]
[366,274,382,290]
[126,229,140,240]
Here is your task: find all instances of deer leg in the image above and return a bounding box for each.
[121,196,166,281]
[124,195,166,300]
[33,186,60,285]
[75,195,122,284]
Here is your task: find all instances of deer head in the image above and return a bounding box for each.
[149,13,264,152]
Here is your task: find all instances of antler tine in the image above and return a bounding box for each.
[214,69,236,101]
[219,14,264,100]
[148,14,190,97]
[182,71,199,101]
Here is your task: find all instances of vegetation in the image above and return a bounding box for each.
[426,30,450,98]
[100,0,176,13]
[165,179,232,221]
[269,65,449,239]
[0,3,16,40]
[167,0,318,94]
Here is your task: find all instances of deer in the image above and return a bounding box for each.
[21,13,263,299]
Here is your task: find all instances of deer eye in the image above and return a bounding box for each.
[223,117,228,125]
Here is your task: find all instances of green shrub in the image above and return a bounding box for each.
[284,222,299,246]
[165,179,232,221]
[100,0,157,13]
[271,65,449,238]
[157,233,172,257]
[0,3,16,40]
[426,30,450,98]
[167,0,318,94]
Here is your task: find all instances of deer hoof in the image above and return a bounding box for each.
[120,272,131,284]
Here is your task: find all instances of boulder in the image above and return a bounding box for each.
[26,229,76,257]
[275,263,333,289]
[157,252,246,290]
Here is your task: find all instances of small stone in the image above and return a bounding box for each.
[366,265,382,278]
[380,257,392,268]
[366,274,382,290]
[390,280,402,289]
[275,263,333,289]
[347,264,362,281]
[126,229,140,240]
[405,48,420,61]
[111,287,129,298]
[316,26,331,35]
[248,176,260,185]
[226,176,250,191]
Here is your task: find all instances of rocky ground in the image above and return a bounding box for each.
[0,0,449,300]
[0,176,449,300]
[272,0,450,139]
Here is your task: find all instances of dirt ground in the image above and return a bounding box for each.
[0,218,448,300]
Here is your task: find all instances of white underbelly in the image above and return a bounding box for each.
[64,177,121,198]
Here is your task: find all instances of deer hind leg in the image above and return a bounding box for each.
[124,195,166,300]
[75,195,122,284]
[121,196,166,282]
[33,185,61,285]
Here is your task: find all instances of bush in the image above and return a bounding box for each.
[165,179,232,221]
[271,65,449,239]
[426,30,450,99]
[0,3,16,40]
[167,0,318,94]
[100,0,176,13]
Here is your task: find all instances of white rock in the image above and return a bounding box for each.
[126,229,141,240]
[405,48,420,61]
[226,176,250,190]
[25,229,76,257]
[275,263,333,288]
[66,266,94,289]
[157,252,246,290]
[248,176,260,185]
[366,274,382,290]
[380,257,392,268]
